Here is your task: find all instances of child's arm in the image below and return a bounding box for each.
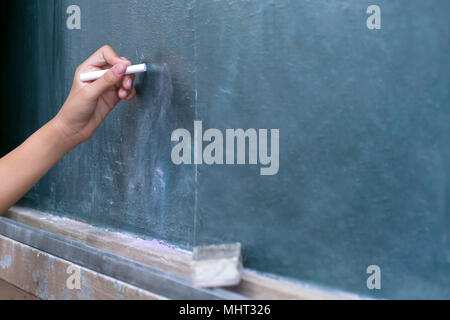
[0,46,136,215]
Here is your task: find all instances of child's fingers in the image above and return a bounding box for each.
[119,57,131,64]
[118,73,135,100]
[95,46,125,66]
[84,63,127,99]
[122,74,135,90]
[80,46,131,70]
[118,87,136,101]
[125,88,137,101]
[118,88,129,100]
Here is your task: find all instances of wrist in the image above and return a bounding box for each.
[47,117,80,154]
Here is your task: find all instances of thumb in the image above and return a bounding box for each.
[86,63,127,98]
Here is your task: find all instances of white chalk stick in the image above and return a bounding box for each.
[80,63,147,82]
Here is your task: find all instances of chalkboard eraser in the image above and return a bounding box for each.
[191,243,242,288]
[80,63,148,82]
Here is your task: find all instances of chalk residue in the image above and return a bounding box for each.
[0,255,12,269]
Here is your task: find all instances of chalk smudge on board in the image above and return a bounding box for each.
[119,62,174,235]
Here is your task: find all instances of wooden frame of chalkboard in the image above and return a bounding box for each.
[0,207,357,300]
[0,216,243,300]
[0,278,39,300]
[0,234,163,299]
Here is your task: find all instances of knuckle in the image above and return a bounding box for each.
[104,70,118,84]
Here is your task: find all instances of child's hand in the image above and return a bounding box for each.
[53,45,136,148]
[0,45,138,214]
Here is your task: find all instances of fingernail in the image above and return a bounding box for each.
[113,63,127,76]
[127,78,132,87]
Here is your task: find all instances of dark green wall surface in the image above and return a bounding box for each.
[1,0,449,298]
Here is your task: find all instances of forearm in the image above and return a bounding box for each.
[0,46,134,216]
[0,119,73,215]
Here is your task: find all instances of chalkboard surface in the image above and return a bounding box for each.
[1,0,449,299]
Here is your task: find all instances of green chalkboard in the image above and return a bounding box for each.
[0,0,449,299]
